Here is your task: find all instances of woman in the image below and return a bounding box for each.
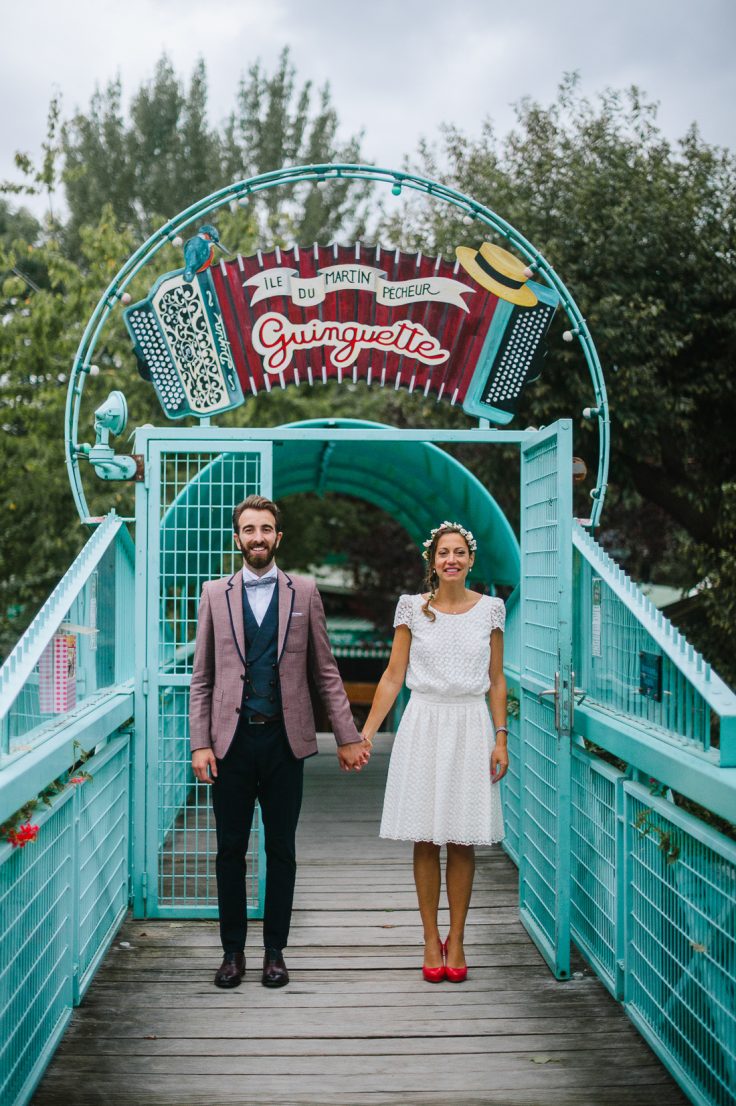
[361,521,508,982]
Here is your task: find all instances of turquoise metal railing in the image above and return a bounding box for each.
[573,523,736,765]
[569,744,619,991]
[0,514,137,1106]
[0,731,131,1106]
[502,523,736,1106]
[567,746,736,1106]
[625,783,736,1106]
[0,514,135,761]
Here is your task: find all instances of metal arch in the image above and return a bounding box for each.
[65,163,609,526]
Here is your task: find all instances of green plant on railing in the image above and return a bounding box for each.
[507,692,520,719]
[633,806,682,865]
[0,740,94,848]
[647,776,669,799]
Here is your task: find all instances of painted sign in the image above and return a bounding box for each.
[639,651,663,701]
[38,632,77,714]
[591,577,602,658]
[125,239,559,424]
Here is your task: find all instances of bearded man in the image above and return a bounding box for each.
[189,494,370,989]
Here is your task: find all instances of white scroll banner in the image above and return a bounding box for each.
[375,276,473,312]
[244,264,474,312]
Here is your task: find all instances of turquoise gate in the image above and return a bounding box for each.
[132,430,272,918]
[519,421,574,979]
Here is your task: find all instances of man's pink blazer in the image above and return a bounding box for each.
[189,568,361,760]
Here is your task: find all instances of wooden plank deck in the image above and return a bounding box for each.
[33,737,689,1106]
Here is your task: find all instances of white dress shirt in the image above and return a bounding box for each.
[241,564,278,626]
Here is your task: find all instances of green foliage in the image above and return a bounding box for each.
[0,207,156,654]
[1,95,63,222]
[220,48,372,244]
[61,59,223,249]
[690,483,736,684]
[58,49,369,252]
[0,52,372,656]
[381,77,736,674]
[633,806,682,865]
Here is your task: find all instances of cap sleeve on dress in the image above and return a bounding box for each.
[489,597,506,632]
[393,594,414,631]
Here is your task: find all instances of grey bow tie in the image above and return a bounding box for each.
[244,576,274,589]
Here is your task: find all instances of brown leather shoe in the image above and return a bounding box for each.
[214,951,245,988]
[261,948,289,988]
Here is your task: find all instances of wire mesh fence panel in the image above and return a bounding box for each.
[1,526,135,760]
[159,451,263,674]
[570,744,621,995]
[571,529,736,760]
[0,732,131,1106]
[76,739,130,993]
[0,795,75,1106]
[625,783,736,1106]
[156,683,262,912]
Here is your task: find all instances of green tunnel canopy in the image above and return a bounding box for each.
[273,419,519,590]
[160,418,520,591]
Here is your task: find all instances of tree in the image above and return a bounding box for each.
[59,50,370,252]
[0,52,374,656]
[62,58,222,248]
[0,209,150,655]
[220,48,371,244]
[381,77,736,679]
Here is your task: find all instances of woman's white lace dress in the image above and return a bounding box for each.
[379,592,505,846]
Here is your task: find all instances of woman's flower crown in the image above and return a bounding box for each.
[422,521,477,560]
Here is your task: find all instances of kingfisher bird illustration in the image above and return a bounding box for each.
[183,224,231,282]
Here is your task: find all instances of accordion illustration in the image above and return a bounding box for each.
[124,243,559,424]
[124,271,244,418]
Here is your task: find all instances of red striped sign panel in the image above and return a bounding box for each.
[124,242,559,424]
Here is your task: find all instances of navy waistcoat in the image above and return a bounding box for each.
[241,583,282,718]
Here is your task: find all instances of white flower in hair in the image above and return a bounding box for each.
[421,521,478,560]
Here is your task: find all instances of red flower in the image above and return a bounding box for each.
[6,822,40,848]
[69,776,88,785]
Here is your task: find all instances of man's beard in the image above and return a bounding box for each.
[240,537,278,571]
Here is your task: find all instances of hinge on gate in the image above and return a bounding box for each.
[141,872,148,904]
[141,668,149,696]
[132,453,146,482]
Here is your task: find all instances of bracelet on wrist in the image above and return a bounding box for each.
[495,726,508,736]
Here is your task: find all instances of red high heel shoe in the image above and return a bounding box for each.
[422,939,446,983]
[443,937,468,983]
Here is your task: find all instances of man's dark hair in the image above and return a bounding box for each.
[232,495,282,533]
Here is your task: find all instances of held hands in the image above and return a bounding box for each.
[491,742,509,783]
[192,748,218,784]
[337,735,373,772]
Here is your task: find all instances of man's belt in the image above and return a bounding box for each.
[243,712,281,725]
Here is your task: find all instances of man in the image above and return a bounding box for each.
[189,494,370,989]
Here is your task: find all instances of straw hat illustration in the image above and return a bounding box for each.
[455,242,537,307]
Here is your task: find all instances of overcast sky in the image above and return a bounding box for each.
[3,0,734,218]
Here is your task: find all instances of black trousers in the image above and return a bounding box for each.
[211,715,304,953]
